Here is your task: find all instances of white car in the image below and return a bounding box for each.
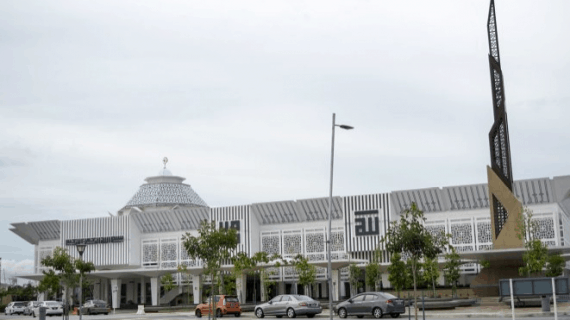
[32,301,64,317]
[5,301,27,315]
[24,301,41,315]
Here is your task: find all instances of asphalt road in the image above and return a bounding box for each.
[1,313,570,320]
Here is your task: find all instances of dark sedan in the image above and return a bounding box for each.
[334,292,405,318]
[255,294,322,318]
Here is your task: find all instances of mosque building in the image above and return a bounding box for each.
[10,160,570,308]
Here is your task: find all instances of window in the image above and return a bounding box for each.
[352,295,365,302]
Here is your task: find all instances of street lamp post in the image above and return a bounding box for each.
[76,244,86,320]
[327,113,353,320]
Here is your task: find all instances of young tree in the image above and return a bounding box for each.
[516,208,549,277]
[39,246,95,307]
[293,254,317,297]
[381,203,448,320]
[183,220,238,320]
[443,247,460,298]
[161,273,177,293]
[546,254,565,277]
[365,249,382,291]
[348,263,362,297]
[232,251,283,302]
[387,253,407,297]
[422,257,439,298]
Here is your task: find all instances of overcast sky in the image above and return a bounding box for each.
[1,0,569,281]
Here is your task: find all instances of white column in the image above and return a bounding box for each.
[382,273,391,290]
[260,280,267,302]
[192,275,202,304]
[126,281,134,303]
[322,282,328,298]
[236,273,247,303]
[150,277,159,306]
[111,279,122,309]
[38,292,45,302]
[140,277,146,304]
[332,270,341,301]
[93,280,101,300]
[278,281,285,296]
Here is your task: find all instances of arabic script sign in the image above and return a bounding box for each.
[66,236,124,246]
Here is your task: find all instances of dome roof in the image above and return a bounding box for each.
[121,161,208,211]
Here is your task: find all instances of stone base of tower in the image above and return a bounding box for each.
[471,262,523,297]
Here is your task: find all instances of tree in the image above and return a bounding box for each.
[39,246,95,307]
[546,254,565,277]
[381,202,449,320]
[443,247,460,298]
[161,273,177,293]
[348,263,362,297]
[232,251,283,302]
[365,249,382,291]
[387,253,408,297]
[293,254,317,297]
[183,220,238,320]
[516,208,549,277]
[422,256,439,297]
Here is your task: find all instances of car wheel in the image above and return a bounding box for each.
[216,309,223,318]
[338,308,347,319]
[373,307,383,319]
[287,308,296,319]
[255,308,265,318]
[196,309,202,318]
[390,314,400,318]
[234,313,241,317]
[307,315,315,318]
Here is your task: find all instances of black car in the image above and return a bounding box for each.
[334,292,405,318]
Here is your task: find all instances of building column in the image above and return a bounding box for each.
[322,281,328,298]
[126,280,135,304]
[332,270,340,301]
[111,279,122,309]
[150,277,159,306]
[192,275,202,304]
[140,277,146,304]
[278,281,285,295]
[236,273,247,303]
[38,292,45,302]
[93,279,101,300]
[260,280,267,302]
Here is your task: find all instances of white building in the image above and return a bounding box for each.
[10,166,570,307]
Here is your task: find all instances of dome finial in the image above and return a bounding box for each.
[163,157,168,169]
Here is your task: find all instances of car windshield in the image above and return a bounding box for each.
[226,297,239,302]
[46,302,60,307]
[292,295,312,301]
[14,302,25,307]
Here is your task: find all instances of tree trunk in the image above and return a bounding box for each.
[412,260,418,320]
[432,275,436,298]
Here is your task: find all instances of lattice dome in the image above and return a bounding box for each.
[122,169,208,210]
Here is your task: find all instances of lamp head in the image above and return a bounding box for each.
[76,244,86,256]
[338,125,354,130]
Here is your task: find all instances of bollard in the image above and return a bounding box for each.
[422,290,425,320]
[408,292,411,320]
[39,306,46,320]
[540,295,550,312]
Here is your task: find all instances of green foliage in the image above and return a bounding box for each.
[39,246,95,304]
[177,264,193,305]
[387,253,408,297]
[480,260,491,269]
[443,247,461,297]
[232,251,282,301]
[381,202,448,319]
[365,262,382,291]
[546,254,565,277]
[161,273,177,292]
[348,263,362,297]
[422,257,439,297]
[293,254,317,296]
[183,220,238,318]
[517,208,549,277]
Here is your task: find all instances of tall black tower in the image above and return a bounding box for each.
[486,0,522,248]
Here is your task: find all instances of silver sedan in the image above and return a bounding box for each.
[255,294,322,318]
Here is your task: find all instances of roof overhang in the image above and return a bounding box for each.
[10,220,61,245]
[457,246,570,266]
